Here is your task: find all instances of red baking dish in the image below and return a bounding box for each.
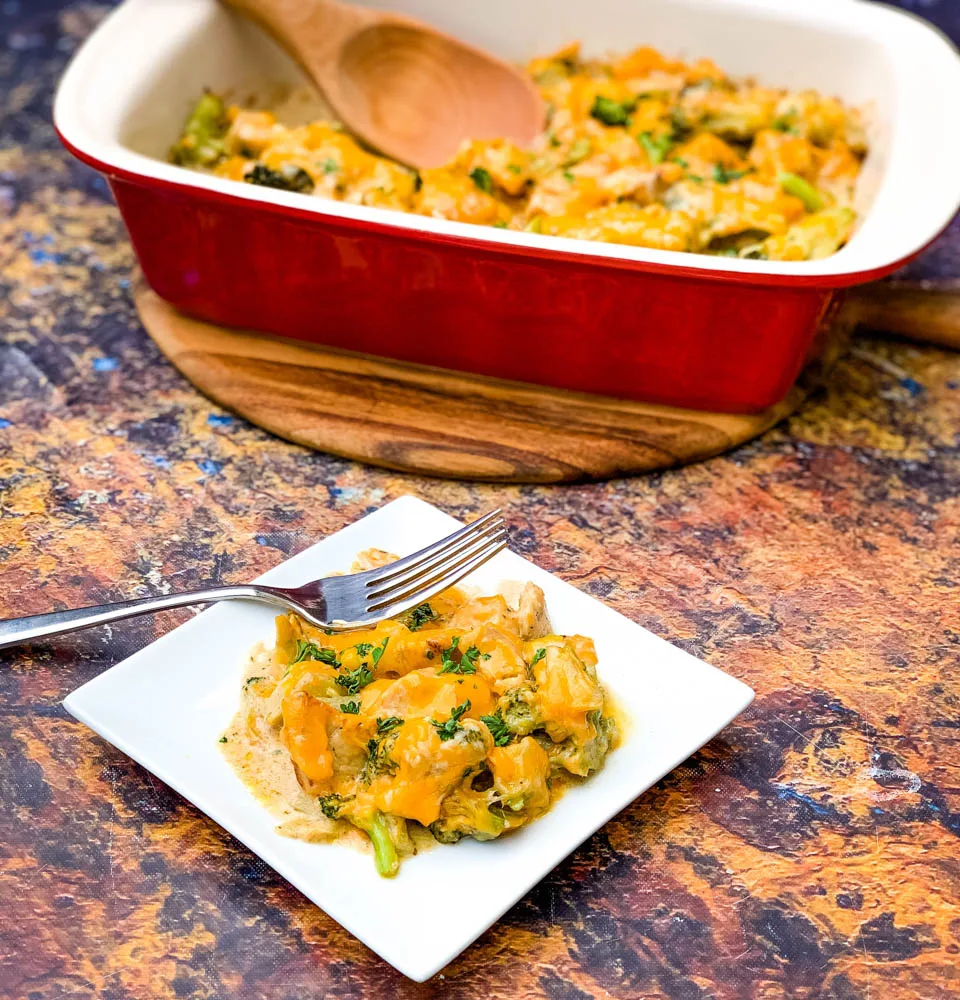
[54,0,960,413]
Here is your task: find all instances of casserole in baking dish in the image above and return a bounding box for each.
[55,0,960,412]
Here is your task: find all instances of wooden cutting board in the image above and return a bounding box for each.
[136,285,819,483]
[136,260,958,484]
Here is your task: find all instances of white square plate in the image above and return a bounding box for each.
[65,495,754,982]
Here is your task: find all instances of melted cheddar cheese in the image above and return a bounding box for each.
[221,551,618,876]
[172,42,866,262]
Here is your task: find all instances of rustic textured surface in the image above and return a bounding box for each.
[1,3,960,998]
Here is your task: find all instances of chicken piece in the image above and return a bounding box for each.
[451,139,532,197]
[674,132,746,176]
[538,202,696,252]
[814,142,861,204]
[489,736,552,826]
[663,180,802,248]
[758,206,856,261]
[224,108,284,157]
[597,165,660,203]
[362,669,495,721]
[469,623,529,695]
[448,595,514,632]
[370,716,491,826]
[525,170,609,220]
[747,129,823,182]
[341,158,420,211]
[527,636,605,745]
[511,582,551,640]
[415,170,511,226]
[774,91,867,152]
[281,689,334,792]
[567,634,600,676]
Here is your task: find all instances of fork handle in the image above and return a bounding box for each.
[0,586,273,650]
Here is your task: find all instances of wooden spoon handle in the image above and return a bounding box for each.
[221,0,376,87]
[848,285,960,350]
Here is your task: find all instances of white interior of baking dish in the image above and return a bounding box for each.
[54,0,960,282]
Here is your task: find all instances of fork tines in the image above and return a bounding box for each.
[364,510,506,617]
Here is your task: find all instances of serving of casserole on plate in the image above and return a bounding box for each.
[64,497,754,981]
[223,554,620,878]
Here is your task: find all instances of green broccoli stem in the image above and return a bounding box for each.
[173,92,227,167]
[363,812,399,878]
[778,171,825,213]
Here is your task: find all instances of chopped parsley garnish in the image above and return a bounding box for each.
[318,793,352,819]
[371,637,390,669]
[438,636,487,675]
[712,163,749,185]
[771,115,797,134]
[402,602,437,631]
[245,163,314,193]
[563,169,576,184]
[336,664,374,695]
[470,166,494,193]
[321,158,339,173]
[590,95,635,127]
[340,700,361,714]
[530,647,547,667]
[507,163,523,174]
[376,716,403,734]
[432,701,471,741]
[671,156,689,168]
[353,642,374,657]
[292,640,339,666]
[480,710,512,747]
[218,735,228,743]
[493,220,508,228]
[638,131,673,164]
[244,675,267,688]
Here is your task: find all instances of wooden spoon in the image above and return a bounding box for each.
[223,0,545,169]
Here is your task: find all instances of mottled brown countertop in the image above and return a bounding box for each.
[2,3,960,999]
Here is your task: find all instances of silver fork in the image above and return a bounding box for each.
[0,510,506,650]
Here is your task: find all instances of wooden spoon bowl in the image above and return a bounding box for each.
[223,0,544,168]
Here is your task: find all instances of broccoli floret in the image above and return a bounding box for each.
[540,712,617,777]
[360,728,399,783]
[359,810,400,877]
[328,801,406,877]
[498,685,541,736]
[778,171,825,213]
[590,95,635,127]
[171,91,228,167]
[429,782,504,844]
[245,163,315,194]
[317,793,352,819]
